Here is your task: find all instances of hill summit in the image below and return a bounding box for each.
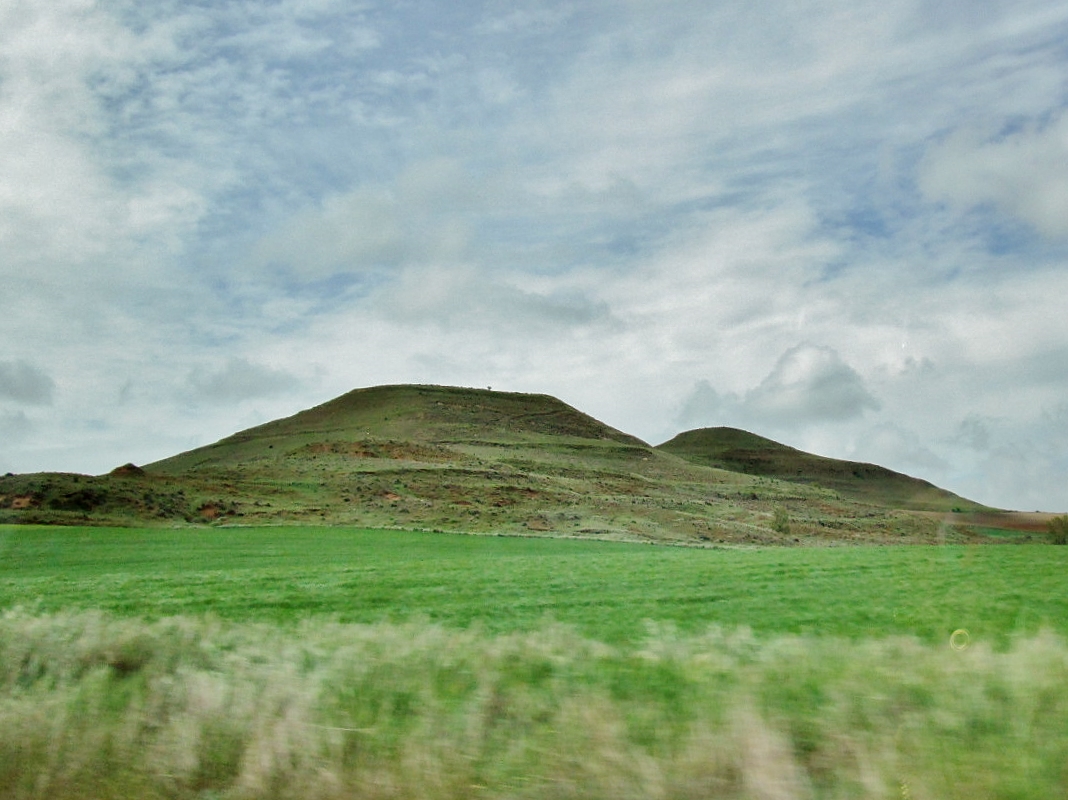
[149,385,645,472]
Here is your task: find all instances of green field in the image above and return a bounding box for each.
[3,525,1068,799]
[3,525,1066,645]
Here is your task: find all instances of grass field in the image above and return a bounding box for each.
[2,525,1066,645]
[2,525,1068,799]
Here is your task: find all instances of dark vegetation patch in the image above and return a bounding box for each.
[298,440,458,462]
[0,472,230,526]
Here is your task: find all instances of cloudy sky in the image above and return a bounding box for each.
[3,0,1067,511]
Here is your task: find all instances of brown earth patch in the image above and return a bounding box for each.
[109,463,146,477]
[965,511,1063,532]
[304,441,455,462]
[197,501,240,520]
[921,510,1061,533]
[11,495,36,510]
[198,503,222,519]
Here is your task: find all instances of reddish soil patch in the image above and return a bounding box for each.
[10,495,35,510]
[306,441,453,462]
[198,503,222,520]
[963,511,1061,532]
[925,510,1060,533]
[109,463,146,477]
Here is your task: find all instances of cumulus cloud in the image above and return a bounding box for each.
[0,361,55,405]
[250,159,484,277]
[679,344,879,431]
[678,380,726,428]
[0,2,223,279]
[853,423,948,474]
[373,263,616,332]
[188,358,300,404]
[748,344,881,424]
[475,6,573,36]
[934,404,1068,511]
[919,114,1068,237]
[954,414,993,451]
[1041,403,1068,443]
[0,410,33,445]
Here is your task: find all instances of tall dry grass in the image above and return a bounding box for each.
[1,609,1065,799]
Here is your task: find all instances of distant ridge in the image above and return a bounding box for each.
[657,427,982,512]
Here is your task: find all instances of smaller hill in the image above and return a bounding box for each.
[657,427,985,512]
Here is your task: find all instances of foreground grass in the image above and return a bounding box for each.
[3,526,1067,797]
[2,526,1067,645]
[2,610,1066,800]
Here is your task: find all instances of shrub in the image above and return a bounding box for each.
[1048,515,1068,545]
[772,507,791,536]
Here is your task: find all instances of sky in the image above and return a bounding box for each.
[2,0,1068,512]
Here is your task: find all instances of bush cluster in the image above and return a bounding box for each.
[1049,514,1068,545]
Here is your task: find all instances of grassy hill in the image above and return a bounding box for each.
[148,384,647,472]
[0,384,1025,544]
[657,427,984,512]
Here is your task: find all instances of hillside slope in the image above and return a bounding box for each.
[657,427,985,512]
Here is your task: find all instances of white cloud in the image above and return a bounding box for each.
[937,403,1068,510]
[0,3,137,278]
[249,158,486,278]
[851,423,949,475]
[475,5,574,36]
[371,262,616,332]
[679,344,878,430]
[0,411,33,447]
[954,414,993,451]
[188,358,301,404]
[0,361,55,405]
[748,344,881,424]
[920,114,1068,237]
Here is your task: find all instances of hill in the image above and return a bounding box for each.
[657,427,983,513]
[148,385,646,472]
[0,384,1022,544]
